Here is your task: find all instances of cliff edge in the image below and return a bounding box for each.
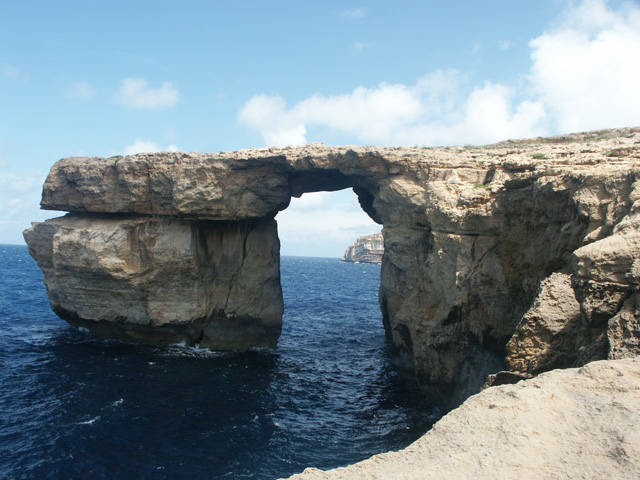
[341,233,384,263]
[282,357,640,480]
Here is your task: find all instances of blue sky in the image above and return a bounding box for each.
[1,0,640,256]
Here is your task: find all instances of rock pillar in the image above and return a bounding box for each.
[25,214,283,349]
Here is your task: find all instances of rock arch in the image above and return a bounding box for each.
[25,130,640,401]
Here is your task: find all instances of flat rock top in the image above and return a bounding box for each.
[49,126,640,175]
[40,127,640,220]
[239,126,640,166]
[284,357,640,480]
[115,126,640,174]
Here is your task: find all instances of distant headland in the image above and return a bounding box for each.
[341,233,383,264]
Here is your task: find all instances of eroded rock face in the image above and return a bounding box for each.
[341,233,384,263]
[25,215,282,349]
[25,127,640,402]
[40,154,292,219]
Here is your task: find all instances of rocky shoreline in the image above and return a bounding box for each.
[282,357,640,479]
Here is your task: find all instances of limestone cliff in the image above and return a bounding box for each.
[341,233,383,263]
[24,215,282,349]
[25,127,640,403]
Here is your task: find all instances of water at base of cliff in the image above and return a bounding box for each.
[0,246,443,480]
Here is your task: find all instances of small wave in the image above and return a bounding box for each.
[155,342,269,360]
[76,415,101,425]
[159,344,224,359]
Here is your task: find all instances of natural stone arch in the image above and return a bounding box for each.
[25,129,640,402]
[26,149,391,354]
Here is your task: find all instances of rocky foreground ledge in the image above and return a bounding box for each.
[282,357,640,480]
[25,127,640,403]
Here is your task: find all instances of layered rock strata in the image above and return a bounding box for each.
[341,233,384,263]
[24,215,282,348]
[25,127,640,402]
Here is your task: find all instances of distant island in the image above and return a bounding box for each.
[341,233,384,264]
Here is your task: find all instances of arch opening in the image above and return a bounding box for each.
[275,188,381,258]
[274,188,387,371]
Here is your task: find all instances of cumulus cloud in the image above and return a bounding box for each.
[238,95,308,147]
[123,139,178,155]
[239,0,640,147]
[528,0,640,132]
[276,191,380,257]
[238,70,546,147]
[114,78,180,108]
[409,82,546,147]
[65,81,94,100]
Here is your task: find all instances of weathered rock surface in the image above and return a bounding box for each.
[341,233,384,263]
[25,127,640,403]
[25,215,282,348]
[40,154,292,219]
[281,357,640,480]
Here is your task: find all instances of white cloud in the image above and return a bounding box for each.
[123,139,178,155]
[239,0,640,147]
[498,39,512,50]
[276,191,380,257]
[114,78,180,109]
[238,80,425,146]
[0,170,62,244]
[528,0,640,132]
[65,81,94,100]
[341,8,366,19]
[1,63,28,82]
[418,83,546,146]
[238,70,546,147]
[237,95,308,147]
[293,82,426,141]
[352,42,369,52]
[287,191,331,211]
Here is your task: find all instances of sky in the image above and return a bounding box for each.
[1,0,640,256]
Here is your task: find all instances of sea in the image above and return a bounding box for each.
[0,244,443,480]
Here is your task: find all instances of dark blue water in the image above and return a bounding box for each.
[0,245,442,480]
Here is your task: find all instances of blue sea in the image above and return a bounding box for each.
[0,244,442,480]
